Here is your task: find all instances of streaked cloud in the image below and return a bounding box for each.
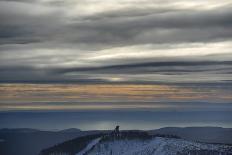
[0,0,231,83]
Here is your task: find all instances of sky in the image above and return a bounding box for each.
[0,0,232,83]
[0,0,232,129]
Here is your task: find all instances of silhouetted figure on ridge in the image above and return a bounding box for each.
[115,125,119,135]
[112,125,120,137]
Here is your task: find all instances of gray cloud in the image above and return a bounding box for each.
[0,1,232,47]
[0,60,231,83]
[71,7,232,45]
[0,0,232,83]
[54,61,232,72]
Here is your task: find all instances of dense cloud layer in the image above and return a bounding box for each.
[0,0,232,83]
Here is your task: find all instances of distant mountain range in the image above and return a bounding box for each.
[1,127,232,155]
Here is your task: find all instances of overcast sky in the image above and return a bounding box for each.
[0,0,232,83]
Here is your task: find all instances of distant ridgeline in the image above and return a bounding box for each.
[39,131,180,155]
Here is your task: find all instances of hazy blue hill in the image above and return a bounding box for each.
[0,128,41,133]
[60,128,82,133]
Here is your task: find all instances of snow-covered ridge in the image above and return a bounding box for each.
[40,131,232,155]
[88,137,232,155]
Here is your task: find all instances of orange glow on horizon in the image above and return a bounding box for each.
[0,83,231,110]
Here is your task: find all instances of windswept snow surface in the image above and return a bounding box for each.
[76,138,101,155]
[87,137,232,155]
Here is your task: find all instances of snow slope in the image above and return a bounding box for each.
[87,137,232,155]
[76,138,101,155]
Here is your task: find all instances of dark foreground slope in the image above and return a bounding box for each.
[0,128,100,155]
